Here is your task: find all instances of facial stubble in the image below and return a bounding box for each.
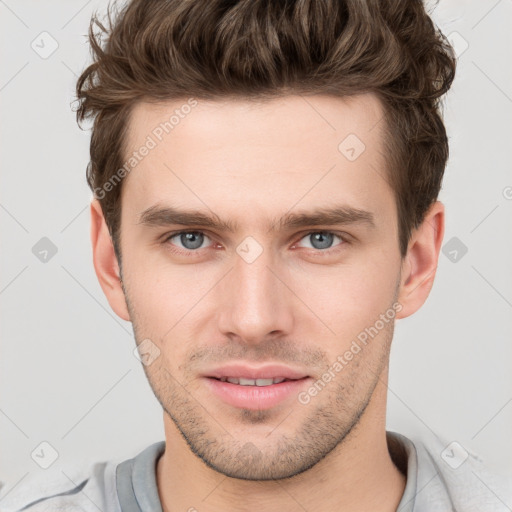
[123,283,396,481]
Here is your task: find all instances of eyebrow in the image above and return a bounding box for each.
[138,204,375,233]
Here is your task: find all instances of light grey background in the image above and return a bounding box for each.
[1,0,511,500]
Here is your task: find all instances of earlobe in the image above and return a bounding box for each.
[396,201,445,319]
[90,199,131,322]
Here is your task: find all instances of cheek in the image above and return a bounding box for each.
[127,264,204,322]
[294,256,400,340]
[122,249,221,350]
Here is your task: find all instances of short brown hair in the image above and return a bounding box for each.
[76,0,456,259]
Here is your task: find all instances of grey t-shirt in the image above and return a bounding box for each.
[1,431,511,511]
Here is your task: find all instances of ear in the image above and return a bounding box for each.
[396,201,445,319]
[90,199,131,322]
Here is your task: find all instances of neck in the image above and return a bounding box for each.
[156,378,406,512]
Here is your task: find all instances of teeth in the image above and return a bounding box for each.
[221,377,287,386]
[240,377,257,386]
[255,378,274,386]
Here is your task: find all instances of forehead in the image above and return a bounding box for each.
[125,93,384,152]
[121,94,395,230]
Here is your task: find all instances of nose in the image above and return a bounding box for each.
[216,248,295,345]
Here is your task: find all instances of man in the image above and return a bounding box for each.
[4,0,511,511]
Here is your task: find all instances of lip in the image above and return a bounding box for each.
[202,363,309,380]
[203,376,311,410]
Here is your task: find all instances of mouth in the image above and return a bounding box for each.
[212,376,298,386]
[204,376,310,410]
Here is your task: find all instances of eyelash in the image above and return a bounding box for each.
[161,230,350,256]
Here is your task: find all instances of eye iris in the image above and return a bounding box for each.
[310,232,334,250]
[180,232,204,250]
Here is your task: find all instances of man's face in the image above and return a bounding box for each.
[118,94,403,479]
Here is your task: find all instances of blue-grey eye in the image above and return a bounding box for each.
[300,232,342,250]
[172,231,209,250]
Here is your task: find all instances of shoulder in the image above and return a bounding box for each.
[396,430,512,512]
[0,459,120,512]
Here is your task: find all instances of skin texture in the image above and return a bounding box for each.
[91,93,444,511]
